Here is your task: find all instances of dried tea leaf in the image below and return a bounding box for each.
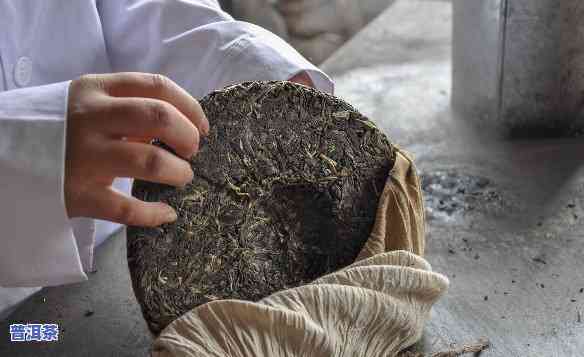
[127,81,395,334]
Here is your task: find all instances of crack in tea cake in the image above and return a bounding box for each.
[127,81,396,333]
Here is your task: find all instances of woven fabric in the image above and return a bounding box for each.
[152,149,448,357]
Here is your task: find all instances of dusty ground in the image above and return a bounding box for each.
[324,1,584,355]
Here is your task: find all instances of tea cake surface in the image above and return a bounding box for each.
[127,81,395,333]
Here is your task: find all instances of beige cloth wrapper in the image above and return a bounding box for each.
[151,149,449,357]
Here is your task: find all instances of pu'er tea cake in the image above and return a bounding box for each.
[127,81,396,333]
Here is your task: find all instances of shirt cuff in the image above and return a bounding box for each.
[0,81,88,286]
[70,217,96,273]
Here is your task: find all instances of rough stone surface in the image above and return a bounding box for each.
[0,229,152,357]
[420,171,504,222]
[326,2,584,355]
[127,81,395,333]
[4,2,584,356]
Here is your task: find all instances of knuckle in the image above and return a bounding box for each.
[150,73,170,95]
[77,74,104,91]
[116,202,137,226]
[68,76,105,120]
[77,74,96,85]
[148,101,172,129]
[142,150,164,176]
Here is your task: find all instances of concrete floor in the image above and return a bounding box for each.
[0,228,152,357]
[324,1,584,355]
[2,0,584,356]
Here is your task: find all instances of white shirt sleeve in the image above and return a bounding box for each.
[0,81,91,287]
[0,0,334,290]
[91,0,336,261]
[96,0,334,96]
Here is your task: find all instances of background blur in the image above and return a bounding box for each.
[219,0,396,64]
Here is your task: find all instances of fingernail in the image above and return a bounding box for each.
[182,167,194,186]
[203,122,210,136]
[165,209,178,222]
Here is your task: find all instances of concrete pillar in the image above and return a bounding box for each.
[559,1,584,132]
[452,0,584,137]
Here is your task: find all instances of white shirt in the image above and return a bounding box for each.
[0,0,333,319]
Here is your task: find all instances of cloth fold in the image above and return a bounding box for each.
[152,149,448,357]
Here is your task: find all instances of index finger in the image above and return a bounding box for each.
[98,72,210,136]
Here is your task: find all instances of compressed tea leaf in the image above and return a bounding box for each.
[127,81,396,334]
[128,81,395,333]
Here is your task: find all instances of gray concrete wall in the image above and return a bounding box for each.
[500,0,563,135]
[452,0,584,137]
[451,0,503,131]
[559,1,584,133]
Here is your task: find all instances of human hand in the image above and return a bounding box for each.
[65,73,209,227]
